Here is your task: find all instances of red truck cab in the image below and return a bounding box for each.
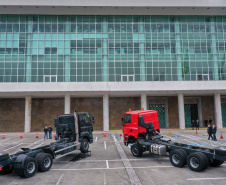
[122,110,160,145]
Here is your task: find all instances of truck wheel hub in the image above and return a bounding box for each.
[44,157,51,168]
[190,157,199,168]
[133,148,138,155]
[27,162,35,173]
[172,154,180,164]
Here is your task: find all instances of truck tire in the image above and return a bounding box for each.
[209,159,224,167]
[198,153,209,169]
[179,149,188,165]
[170,149,186,167]
[131,144,143,157]
[36,153,53,172]
[0,153,10,161]
[187,152,206,172]
[215,146,226,156]
[21,157,37,178]
[80,138,89,153]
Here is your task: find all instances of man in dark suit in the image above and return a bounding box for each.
[191,120,195,130]
[212,124,217,141]
[196,119,199,130]
[207,124,213,140]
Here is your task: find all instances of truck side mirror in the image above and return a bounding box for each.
[92,114,95,124]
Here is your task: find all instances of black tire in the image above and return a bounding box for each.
[198,153,209,169]
[187,152,206,172]
[179,149,188,165]
[36,153,53,172]
[215,146,226,156]
[131,144,143,157]
[0,153,10,161]
[209,159,224,167]
[170,149,186,167]
[21,157,37,178]
[80,138,89,153]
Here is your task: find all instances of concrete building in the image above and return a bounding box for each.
[0,0,226,132]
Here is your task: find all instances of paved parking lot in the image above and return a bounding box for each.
[1,129,226,185]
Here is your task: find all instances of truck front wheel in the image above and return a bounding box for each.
[131,144,143,157]
[80,138,89,153]
[22,157,37,178]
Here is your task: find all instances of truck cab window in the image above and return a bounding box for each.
[124,114,131,123]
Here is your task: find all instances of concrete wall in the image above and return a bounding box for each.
[71,97,103,130]
[0,98,25,132]
[201,96,215,125]
[109,97,141,130]
[31,98,64,131]
[168,96,179,128]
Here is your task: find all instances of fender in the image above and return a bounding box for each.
[13,154,28,176]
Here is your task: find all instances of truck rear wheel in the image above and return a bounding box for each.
[36,153,53,172]
[80,138,89,153]
[187,152,206,172]
[209,159,224,167]
[21,157,37,178]
[170,149,186,167]
[131,144,143,157]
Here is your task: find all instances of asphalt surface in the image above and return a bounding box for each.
[1,129,226,185]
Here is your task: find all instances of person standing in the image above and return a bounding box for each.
[196,119,199,130]
[44,126,49,139]
[48,125,53,139]
[212,124,217,141]
[191,120,195,130]
[207,124,213,140]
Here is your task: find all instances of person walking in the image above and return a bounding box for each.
[212,124,217,141]
[196,119,199,130]
[48,125,53,139]
[191,120,195,130]
[207,124,213,140]
[44,126,49,139]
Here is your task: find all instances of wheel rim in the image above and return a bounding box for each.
[132,147,138,155]
[83,141,88,150]
[190,157,199,168]
[44,157,51,168]
[27,162,35,174]
[172,154,180,164]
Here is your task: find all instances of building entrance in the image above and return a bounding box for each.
[222,103,226,127]
[184,104,198,127]
[149,104,165,128]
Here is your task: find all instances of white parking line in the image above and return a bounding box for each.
[8,177,18,185]
[56,174,64,185]
[104,141,106,149]
[187,177,226,181]
[33,138,44,144]
[144,171,155,185]
[0,138,11,143]
[13,138,28,144]
[95,137,98,142]
[104,172,106,185]
[106,160,109,169]
[4,143,23,151]
[32,143,44,149]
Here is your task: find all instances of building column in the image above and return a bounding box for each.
[178,93,185,129]
[210,17,219,80]
[103,94,109,131]
[175,17,183,81]
[25,96,32,132]
[64,95,71,114]
[214,93,222,129]
[26,16,32,82]
[64,16,70,82]
[198,97,203,127]
[139,16,146,81]
[102,17,108,82]
[141,94,147,110]
[164,97,169,128]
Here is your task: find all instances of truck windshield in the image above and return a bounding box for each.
[124,114,131,123]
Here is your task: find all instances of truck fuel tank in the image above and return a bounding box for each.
[150,144,166,156]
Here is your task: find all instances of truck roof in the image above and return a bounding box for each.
[124,110,157,115]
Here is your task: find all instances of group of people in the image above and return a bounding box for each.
[191,119,200,130]
[44,125,53,139]
[207,124,217,141]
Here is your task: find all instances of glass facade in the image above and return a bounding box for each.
[0,15,226,82]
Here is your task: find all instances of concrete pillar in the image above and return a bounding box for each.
[165,97,169,128]
[64,95,71,114]
[139,16,146,81]
[25,96,32,132]
[141,94,147,110]
[102,17,108,82]
[26,16,32,82]
[210,17,219,80]
[64,16,70,82]
[103,94,109,131]
[178,93,185,129]
[214,93,222,129]
[175,17,183,81]
[198,97,203,127]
